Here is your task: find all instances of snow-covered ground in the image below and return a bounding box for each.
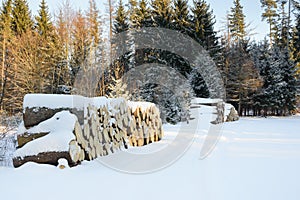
[0,105,299,200]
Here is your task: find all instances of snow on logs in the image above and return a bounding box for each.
[14,111,81,168]
[14,94,164,167]
[23,94,85,128]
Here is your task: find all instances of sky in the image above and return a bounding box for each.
[23,0,269,41]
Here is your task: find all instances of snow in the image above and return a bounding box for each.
[1,104,300,200]
[23,94,86,111]
[191,97,223,104]
[14,111,77,158]
[128,100,156,112]
[191,97,236,120]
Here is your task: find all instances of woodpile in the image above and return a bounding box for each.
[14,95,165,167]
[126,102,164,147]
[72,102,128,161]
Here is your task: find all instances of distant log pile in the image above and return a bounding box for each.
[13,94,164,167]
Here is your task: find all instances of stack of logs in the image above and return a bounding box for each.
[127,103,163,147]
[15,96,164,167]
[69,99,164,163]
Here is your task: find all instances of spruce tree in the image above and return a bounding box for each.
[114,0,129,34]
[110,0,130,97]
[86,0,101,65]
[260,0,278,45]
[128,0,139,28]
[228,0,246,42]
[265,46,297,114]
[292,11,300,76]
[173,0,190,32]
[87,0,100,49]
[150,0,173,28]
[12,0,33,36]
[0,0,13,109]
[35,0,52,38]
[191,0,219,51]
[71,10,89,74]
[276,1,289,48]
[136,0,151,28]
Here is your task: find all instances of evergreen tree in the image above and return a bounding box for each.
[252,41,297,115]
[265,46,297,114]
[191,0,219,51]
[71,10,90,76]
[292,9,300,76]
[276,0,289,48]
[228,0,246,42]
[0,0,13,109]
[128,0,139,28]
[173,0,190,32]
[187,1,220,97]
[114,0,129,34]
[260,0,278,45]
[109,0,130,97]
[136,0,151,28]
[35,0,52,38]
[12,0,33,36]
[150,0,173,28]
[86,0,102,67]
[87,0,100,51]
[225,40,261,115]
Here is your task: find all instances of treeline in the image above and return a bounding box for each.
[0,0,104,113]
[0,0,299,119]
[112,0,300,118]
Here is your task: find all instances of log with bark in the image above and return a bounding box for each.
[13,151,77,168]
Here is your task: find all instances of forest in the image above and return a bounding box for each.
[0,0,299,123]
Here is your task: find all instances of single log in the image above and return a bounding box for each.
[17,132,49,148]
[13,151,76,168]
[23,107,84,128]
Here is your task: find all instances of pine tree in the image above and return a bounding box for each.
[0,0,13,109]
[228,0,246,42]
[12,0,33,36]
[260,0,278,45]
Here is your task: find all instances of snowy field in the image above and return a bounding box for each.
[0,106,300,200]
